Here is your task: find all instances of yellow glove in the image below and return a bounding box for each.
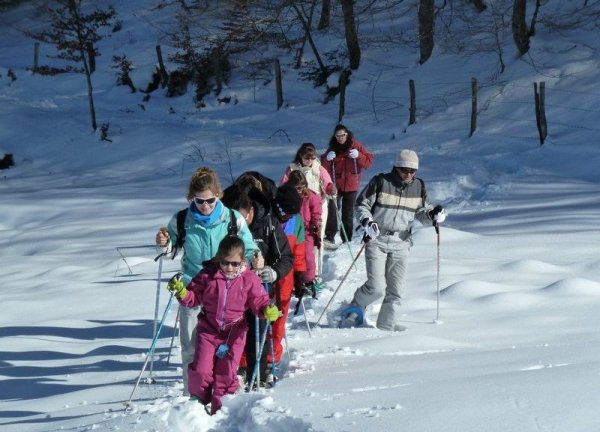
[167,273,187,299]
[263,304,280,322]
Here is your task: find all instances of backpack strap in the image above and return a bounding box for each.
[417,177,425,202]
[173,208,238,258]
[228,208,238,237]
[171,208,188,259]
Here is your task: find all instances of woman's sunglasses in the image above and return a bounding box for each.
[193,196,217,205]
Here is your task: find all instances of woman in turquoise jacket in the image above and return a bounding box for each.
[156,166,261,395]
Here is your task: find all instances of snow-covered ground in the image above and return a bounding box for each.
[1,2,599,431]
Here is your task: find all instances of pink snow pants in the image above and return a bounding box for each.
[187,321,247,414]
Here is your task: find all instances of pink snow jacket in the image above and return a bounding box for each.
[299,189,322,282]
[180,261,270,333]
[300,189,323,237]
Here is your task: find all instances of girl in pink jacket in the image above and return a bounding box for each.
[169,235,279,414]
[284,170,322,287]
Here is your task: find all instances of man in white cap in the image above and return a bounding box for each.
[341,149,446,331]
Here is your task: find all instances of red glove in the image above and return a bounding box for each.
[325,183,337,196]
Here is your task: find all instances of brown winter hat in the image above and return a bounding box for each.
[394,149,419,170]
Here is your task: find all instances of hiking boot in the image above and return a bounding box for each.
[305,280,319,298]
[236,366,248,384]
[339,303,365,328]
[323,237,338,250]
[377,323,408,332]
[345,312,359,326]
[262,362,279,388]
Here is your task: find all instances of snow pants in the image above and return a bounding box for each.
[268,273,293,364]
[187,321,247,415]
[303,232,316,283]
[316,198,327,273]
[352,235,411,330]
[325,191,357,242]
[179,304,201,395]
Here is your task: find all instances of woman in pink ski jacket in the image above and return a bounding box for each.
[169,235,279,414]
[280,142,334,275]
[284,170,322,287]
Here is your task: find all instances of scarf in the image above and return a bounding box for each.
[190,200,223,227]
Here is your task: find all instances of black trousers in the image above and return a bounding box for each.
[325,191,357,242]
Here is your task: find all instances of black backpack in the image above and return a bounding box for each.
[171,207,238,258]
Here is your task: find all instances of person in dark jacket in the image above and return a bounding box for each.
[321,124,374,245]
[221,182,294,386]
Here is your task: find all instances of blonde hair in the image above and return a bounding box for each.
[186,167,222,201]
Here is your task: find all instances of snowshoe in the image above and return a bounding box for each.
[339,304,364,328]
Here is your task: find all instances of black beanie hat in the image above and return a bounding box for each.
[274,184,302,216]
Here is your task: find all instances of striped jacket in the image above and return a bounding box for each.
[355,170,434,241]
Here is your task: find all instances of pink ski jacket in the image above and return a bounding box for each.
[180,262,270,332]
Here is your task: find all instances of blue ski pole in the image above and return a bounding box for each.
[248,320,270,391]
[263,283,278,385]
[125,280,177,408]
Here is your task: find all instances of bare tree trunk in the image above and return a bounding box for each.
[528,0,542,37]
[318,0,331,30]
[340,0,360,70]
[512,0,529,56]
[86,42,95,74]
[33,42,40,73]
[155,45,169,88]
[408,79,416,125]
[80,48,97,131]
[292,4,328,82]
[418,0,434,65]
[294,2,317,69]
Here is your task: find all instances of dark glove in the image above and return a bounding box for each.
[311,225,322,249]
[428,205,447,224]
[314,235,322,249]
[293,271,306,298]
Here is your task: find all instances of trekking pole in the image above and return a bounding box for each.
[300,298,312,337]
[254,314,260,390]
[166,306,180,366]
[332,160,336,190]
[268,325,277,385]
[248,320,270,391]
[293,289,313,337]
[314,240,368,327]
[125,288,176,409]
[332,198,356,270]
[149,251,168,382]
[434,222,442,324]
[316,246,322,279]
[263,283,276,380]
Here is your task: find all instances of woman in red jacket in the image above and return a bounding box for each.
[321,124,374,245]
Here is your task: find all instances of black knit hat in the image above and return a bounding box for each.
[274,184,302,217]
